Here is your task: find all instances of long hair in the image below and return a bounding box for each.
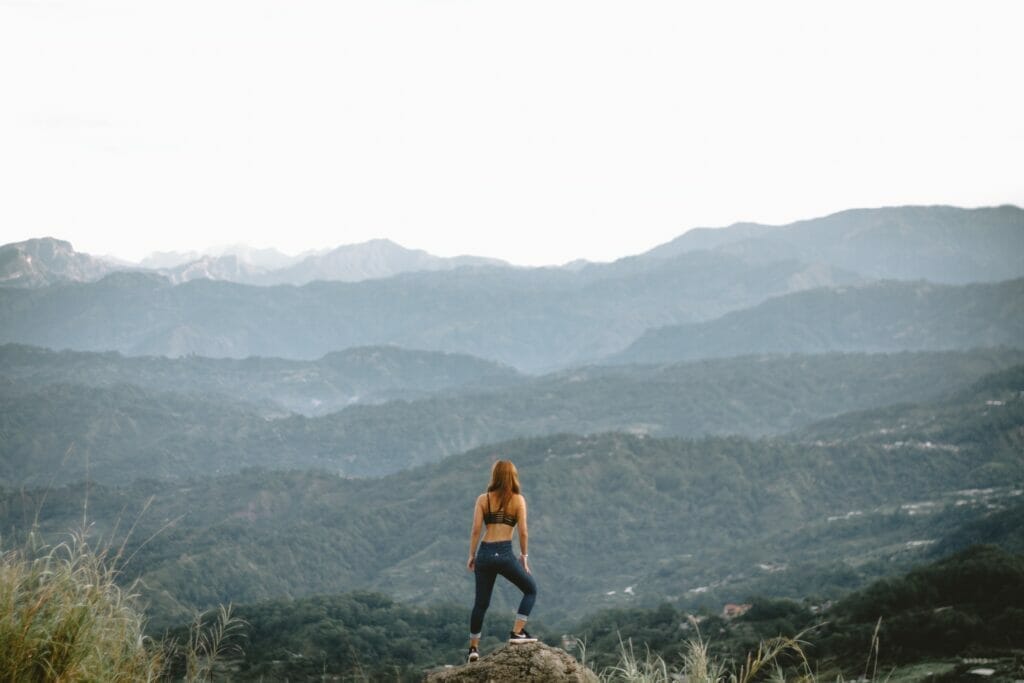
[486,460,521,512]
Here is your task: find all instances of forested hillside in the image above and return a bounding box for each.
[144,543,1024,681]
[4,362,1021,630]
[573,545,1024,678]
[185,593,469,681]
[797,362,1024,446]
[3,349,1020,485]
[0,343,523,415]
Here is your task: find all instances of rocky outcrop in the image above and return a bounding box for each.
[424,642,599,682]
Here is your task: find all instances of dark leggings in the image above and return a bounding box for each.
[470,540,537,637]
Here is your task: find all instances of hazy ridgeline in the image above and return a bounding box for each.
[2,206,1023,371]
[2,348,1022,484]
[2,204,1024,680]
[0,343,526,417]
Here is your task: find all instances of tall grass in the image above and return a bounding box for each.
[174,604,247,682]
[594,627,885,683]
[0,530,163,681]
[597,636,673,683]
[0,527,246,682]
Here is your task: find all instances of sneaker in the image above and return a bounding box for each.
[508,629,537,644]
[467,646,479,663]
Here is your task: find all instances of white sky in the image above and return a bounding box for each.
[1,1,1022,266]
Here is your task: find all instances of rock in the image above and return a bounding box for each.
[424,642,599,682]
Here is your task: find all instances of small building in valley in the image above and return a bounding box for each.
[722,603,752,619]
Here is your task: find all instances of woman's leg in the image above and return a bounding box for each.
[470,560,498,644]
[497,555,537,630]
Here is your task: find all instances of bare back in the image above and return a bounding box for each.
[479,491,523,543]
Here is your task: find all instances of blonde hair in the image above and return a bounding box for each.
[487,460,521,512]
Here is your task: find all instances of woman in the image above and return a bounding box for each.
[465,459,538,663]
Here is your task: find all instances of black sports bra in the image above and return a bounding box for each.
[483,492,517,527]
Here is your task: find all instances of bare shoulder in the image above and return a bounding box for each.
[515,493,527,508]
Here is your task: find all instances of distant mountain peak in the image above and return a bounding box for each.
[255,238,508,285]
[134,238,507,286]
[158,253,268,285]
[0,237,117,288]
[16,236,74,249]
[322,237,415,256]
[360,237,402,247]
[201,244,299,270]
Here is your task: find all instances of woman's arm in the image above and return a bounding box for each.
[467,494,484,571]
[518,495,530,573]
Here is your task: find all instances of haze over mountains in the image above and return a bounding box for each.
[640,205,1024,283]
[609,278,1024,364]
[2,205,1022,370]
[0,343,524,416]
[2,203,1023,678]
[1,236,509,288]
[139,244,304,270]
[4,205,1021,288]
[152,239,508,286]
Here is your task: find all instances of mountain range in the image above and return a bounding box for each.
[1,263,1020,373]
[0,237,508,288]
[2,205,1021,371]
[154,239,508,286]
[0,252,863,370]
[638,204,1024,283]
[4,205,1022,289]
[6,362,1021,628]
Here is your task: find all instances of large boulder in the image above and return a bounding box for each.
[424,642,599,682]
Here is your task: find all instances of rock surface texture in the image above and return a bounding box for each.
[424,642,599,683]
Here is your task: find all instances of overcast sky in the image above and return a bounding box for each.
[1,1,1021,265]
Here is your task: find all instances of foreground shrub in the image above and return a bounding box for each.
[0,531,163,681]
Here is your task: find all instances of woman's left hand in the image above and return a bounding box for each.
[467,556,476,572]
[521,556,531,574]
